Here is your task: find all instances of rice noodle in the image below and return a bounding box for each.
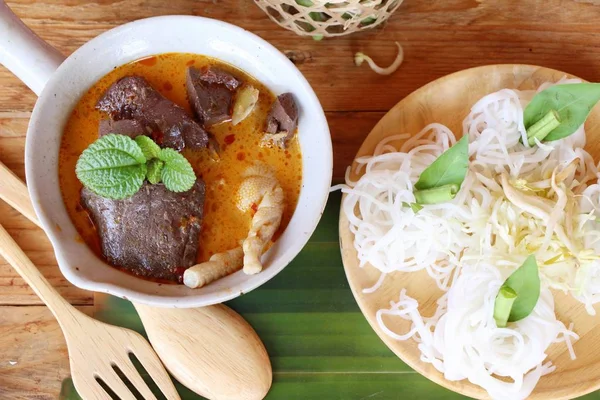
[337,78,600,399]
[376,262,578,400]
[340,123,471,291]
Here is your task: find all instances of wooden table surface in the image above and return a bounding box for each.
[3,0,600,398]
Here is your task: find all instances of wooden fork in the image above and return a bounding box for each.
[0,219,180,400]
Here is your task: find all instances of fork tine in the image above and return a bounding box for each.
[116,358,159,400]
[128,335,180,400]
[134,351,181,400]
[98,369,138,400]
[72,374,113,400]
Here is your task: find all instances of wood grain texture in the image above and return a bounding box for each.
[0,203,92,306]
[0,305,92,400]
[339,65,600,400]
[0,159,42,229]
[4,0,600,113]
[0,115,92,305]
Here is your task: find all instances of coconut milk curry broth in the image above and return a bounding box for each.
[59,53,302,283]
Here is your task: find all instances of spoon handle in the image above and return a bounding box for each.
[0,222,78,322]
[0,161,41,228]
[0,161,81,322]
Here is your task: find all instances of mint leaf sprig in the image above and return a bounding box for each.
[158,148,196,193]
[135,135,161,160]
[76,134,196,200]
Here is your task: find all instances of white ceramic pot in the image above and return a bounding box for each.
[0,2,332,307]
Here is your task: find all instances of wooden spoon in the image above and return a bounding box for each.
[0,161,272,400]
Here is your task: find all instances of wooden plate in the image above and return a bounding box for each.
[339,65,600,400]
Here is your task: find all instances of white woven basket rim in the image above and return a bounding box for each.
[254,0,404,38]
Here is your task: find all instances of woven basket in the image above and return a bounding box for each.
[254,0,403,39]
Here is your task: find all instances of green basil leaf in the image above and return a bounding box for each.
[75,134,147,200]
[414,135,469,191]
[146,159,164,185]
[496,255,541,323]
[135,135,161,160]
[524,83,600,142]
[159,148,196,193]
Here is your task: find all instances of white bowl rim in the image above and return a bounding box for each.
[25,15,333,307]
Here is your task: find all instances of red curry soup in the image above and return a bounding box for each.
[59,53,302,284]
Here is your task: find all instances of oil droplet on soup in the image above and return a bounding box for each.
[59,52,302,270]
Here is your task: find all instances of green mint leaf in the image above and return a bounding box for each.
[494,255,541,324]
[493,286,517,328]
[524,83,600,142]
[414,135,469,192]
[159,148,196,192]
[75,134,147,199]
[135,135,161,160]
[146,159,164,184]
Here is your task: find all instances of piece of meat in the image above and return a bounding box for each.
[196,67,241,91]
[98,119,147,138]
[81,180,206,283]
[186,66,242,127]
[265,93,299,148]
[97,76,208,151]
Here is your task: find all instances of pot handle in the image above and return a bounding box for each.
[0,1,65,96]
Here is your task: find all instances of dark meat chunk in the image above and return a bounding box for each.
[97,76,208,151]
[197,67,242,90]
[81,181,206,282]
[266,93,299,136]
[186,66,242,127]
[265,93,299,148]
[99,119,147,138]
